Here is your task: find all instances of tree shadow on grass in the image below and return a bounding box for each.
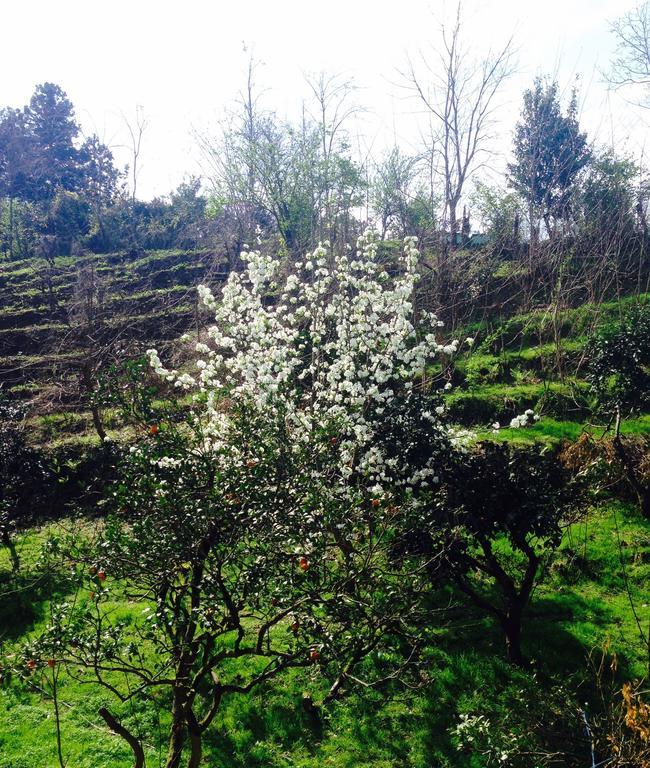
[0,566,72,642]
[429,582,637,679]
[198,594,617,768]
[201,683,325,768]
[526,591,641,681]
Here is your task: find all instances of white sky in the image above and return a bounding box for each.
[3,0,649,199]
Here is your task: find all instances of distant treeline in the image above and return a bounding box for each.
[1,23,650,320]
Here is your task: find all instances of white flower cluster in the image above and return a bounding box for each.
[509,409,539,429]
[451,712,491,746]
[152,456,183,470]
[450,713,515,763]
[148,230,455,502]
[145,349,196,390]
[491,409,540,433]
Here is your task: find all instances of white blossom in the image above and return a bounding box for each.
[148,230,457,504]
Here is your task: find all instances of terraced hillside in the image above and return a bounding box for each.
[0,249,230,442]
[0,248,230,380]
[0,246,648,448]
[442,293,650,441]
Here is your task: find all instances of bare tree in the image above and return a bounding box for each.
[198,60,364,257]
[66,261,109,441]
[196,54,268,259]
[304,72,360,244]
[115,106,148,254]
[121,105,148,203]
[609,2,650,99]
[404,4,516,243]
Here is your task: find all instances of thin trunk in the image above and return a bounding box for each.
[99,708,145,768]
[501,603,525,666]
[46,261,58,314]
[51,671,66,768]
[448,202,458,249]
[90,403,107,443]
[81,364,106,442]
[1,529,20,572]
[9,197,14,260]
[165,697,186,768]
[186,725,202,768]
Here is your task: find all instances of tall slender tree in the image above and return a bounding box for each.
[25,83,83,200]
[508,78,591,243]
[405,4,515,243]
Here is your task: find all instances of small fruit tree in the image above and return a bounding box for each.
[29,231,454,768]
[431,443,586,665]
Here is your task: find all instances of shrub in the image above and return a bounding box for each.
[560,432,650,517]
[586,304,650,414]
[0,398,50,571]
[464,354,510,388]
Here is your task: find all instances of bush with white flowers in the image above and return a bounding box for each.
[147,229,453,503]
[28,232,457,768]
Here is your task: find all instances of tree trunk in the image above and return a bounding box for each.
[8,197,14,260]
[80,364,106,442]
[165,700,186,768]
[1,529,20,572]
[501,605,525,666]
[99,708,145,768]
[642,487,650,521]
[186,725,202,768]
[448,201,458,249]
[47,267,57,314]
[90,402,107,443]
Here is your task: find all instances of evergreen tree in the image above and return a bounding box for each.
[25,82,83,199]
[79,135,121,208]
[508,79,591,241]
[0,107,34,200]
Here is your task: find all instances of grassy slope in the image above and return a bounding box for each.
[1,500,648,768]
[1,252,649,764]
[442,293,650,441]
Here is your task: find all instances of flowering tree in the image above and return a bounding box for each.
[149,230,457,495]
[27,231,456,767]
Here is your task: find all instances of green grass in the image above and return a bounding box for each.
[474,413,650,445]
[1,500,648,767]
[465,293,650,354]
[445,380,590,427]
